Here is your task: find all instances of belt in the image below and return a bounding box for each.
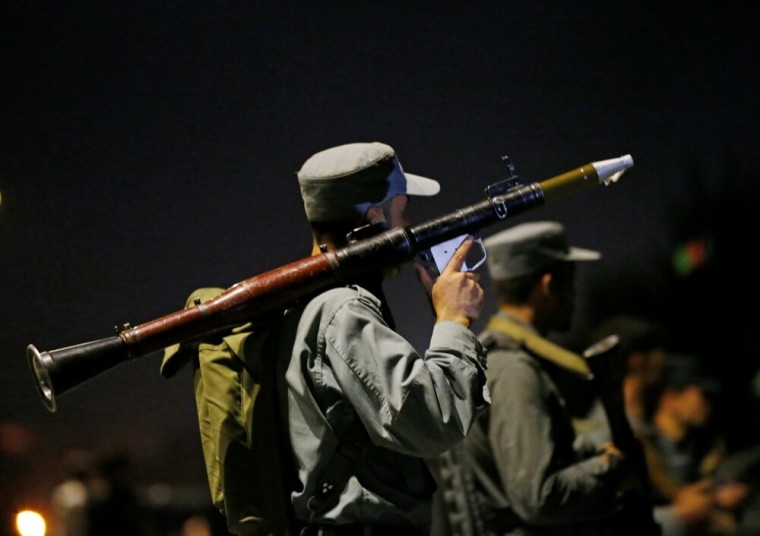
[306,524,427,536]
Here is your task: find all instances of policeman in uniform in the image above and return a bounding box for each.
[442,221,651,536]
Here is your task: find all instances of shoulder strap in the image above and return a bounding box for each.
[303,280,390,522]
[485,315,593,379]
[301,416,372,534]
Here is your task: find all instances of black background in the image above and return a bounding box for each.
[2,0,758,521]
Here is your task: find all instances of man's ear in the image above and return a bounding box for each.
[365,205,386,224]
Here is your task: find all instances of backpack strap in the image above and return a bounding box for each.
[300,414,372,534]
[300,280,391,530]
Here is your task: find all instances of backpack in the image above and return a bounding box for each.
[161,288,372,536]
[161,287,298,536]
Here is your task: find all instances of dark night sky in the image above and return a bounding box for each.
[2,0,759,514]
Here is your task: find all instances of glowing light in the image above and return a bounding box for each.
[15,510,46,536]
[672,238,709,276]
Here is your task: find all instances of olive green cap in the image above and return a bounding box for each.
[296,142,440,222]
[485,221,600,280]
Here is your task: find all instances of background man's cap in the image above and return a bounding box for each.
[663,353,722,394]
[296,142,440,222]
[485,221,600,280]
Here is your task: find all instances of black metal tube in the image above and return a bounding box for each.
[27,336,128,412]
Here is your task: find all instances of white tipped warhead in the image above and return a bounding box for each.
[592,154,634,185]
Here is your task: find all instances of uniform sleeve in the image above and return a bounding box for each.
[322,290,489,458]
[488,350,622,526]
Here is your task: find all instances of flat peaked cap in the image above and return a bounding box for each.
[485,221,600,280]
[296,142,440,222]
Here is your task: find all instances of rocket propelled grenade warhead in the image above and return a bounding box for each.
[592,154,634,185]
[537,153,633,203]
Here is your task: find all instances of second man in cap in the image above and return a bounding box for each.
[437,221,658,535]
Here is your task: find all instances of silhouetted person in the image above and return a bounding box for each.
[641,354,753,535]
[50,449,94,536]
[86,452,149,536]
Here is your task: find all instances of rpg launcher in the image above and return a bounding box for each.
[27,154,633,412]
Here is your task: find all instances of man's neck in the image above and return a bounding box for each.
[498,304,544,334]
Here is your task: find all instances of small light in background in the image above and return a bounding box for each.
[16,510,46,536]
[672,237,711,277]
